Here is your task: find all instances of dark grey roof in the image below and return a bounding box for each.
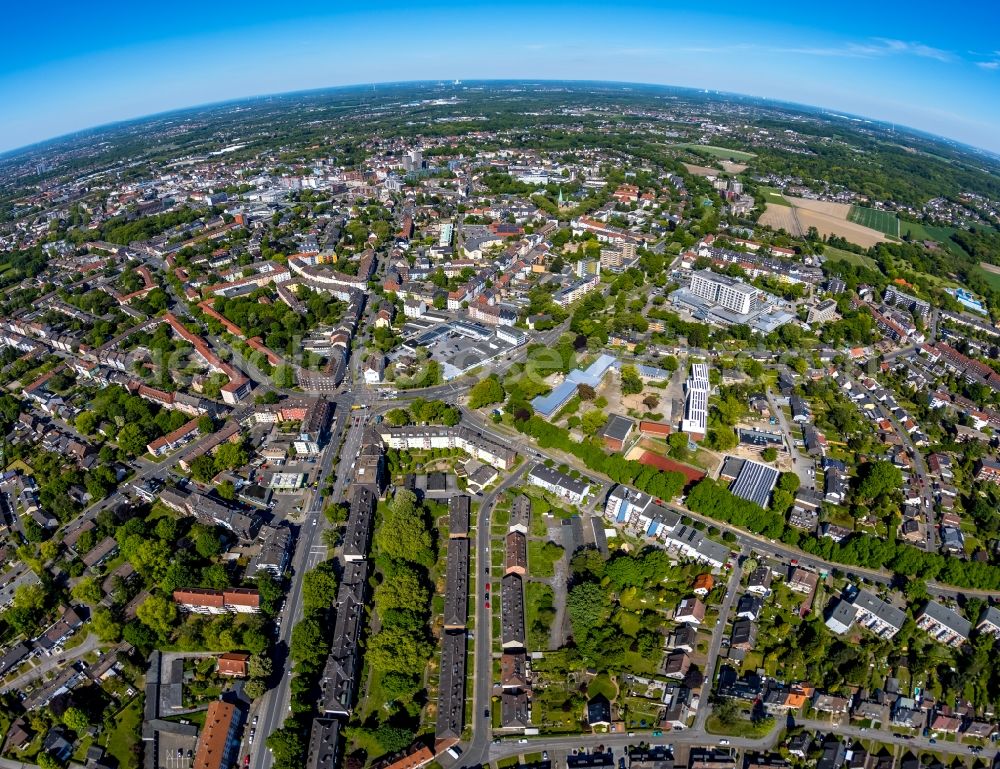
[443,539,469,628]
[435,631,468,739]
[501,573,526,648]
[448,495,470,537]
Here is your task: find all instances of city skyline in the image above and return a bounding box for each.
[1,0,999,155]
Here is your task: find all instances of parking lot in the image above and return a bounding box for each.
[157,729,199,769]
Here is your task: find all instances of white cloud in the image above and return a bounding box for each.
[678,37,954,63]
[977,58,1000,70]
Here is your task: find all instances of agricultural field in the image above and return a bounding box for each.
[849,205,900,237]
[760,195,889,248]
[682,162,721,178]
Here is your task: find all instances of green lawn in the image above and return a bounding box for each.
[588,672,617,699]
[821,246,880,271]
[848,206,899,237]
[527,539,563,578]
[101,696,143,769]
[525,581,555,650]
[706,713,777,738]
[898,219,956,245]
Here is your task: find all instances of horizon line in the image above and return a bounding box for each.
[2,77,999,163]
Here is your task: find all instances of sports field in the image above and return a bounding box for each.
[848,206,899,237]
[674,143,756,161]
[759,187,790,206]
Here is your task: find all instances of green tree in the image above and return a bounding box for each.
[116,423,148,456]
[91,607,122,642]
[374,490,433,566]
[62,707,90,734]
[244,678,268,700]
[374,725,414,753]
[366,627,431,674]
[581,410,607,435]
[302,562,339,613]
[194,527,223,558]
[214,442,249,472]
[198,415,215,434]
[323,502,348,525]
[567,581,608,640]
[266,726,306,769]
[190,454,216,482]
[74,411,97,435]
[468,375,505,409]
[37,753,64,769]
[290,617,327,667]
[761,447,778,463]
[71,576,103,607]
[374,563,429,614]
[249,654,273,679]
[857,460,902,502]
[136,593,177,638]
[385,408,411,426]
[620,365,643,395]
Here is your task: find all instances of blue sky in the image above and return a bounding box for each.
[2,0,999,154]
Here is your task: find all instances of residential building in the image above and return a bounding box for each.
[193,701,240,769]
[501,574,526,649]
[172,588,260,614]
[527,464,590,504]
[916,600,971,647]
[976,606,1000,639]
[675,597,706,625]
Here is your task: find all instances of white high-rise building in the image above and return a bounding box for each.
[681,362,711,438]
[689,270,760,315]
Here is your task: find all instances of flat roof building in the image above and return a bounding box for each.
[689,269,761,315]
[728,459,779,508]
[681,363,711,438]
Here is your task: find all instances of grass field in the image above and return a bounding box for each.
[848,205,899,237]
[973,264,1000,292]
[821,246,880,271]
[101,697,143,769]
[675,143,756,161]
[759,187,790,206]
[898,219,965,257]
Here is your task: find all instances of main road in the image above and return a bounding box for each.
[247,390,357,769]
